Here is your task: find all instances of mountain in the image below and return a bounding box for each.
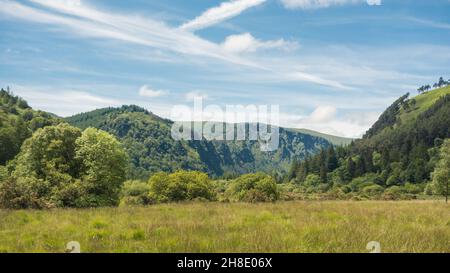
[288,85,450,188]
[289,128,353,146]
[0,88,60,165]
[65,105,334,179]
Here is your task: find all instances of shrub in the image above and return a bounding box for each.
[119,180,151,206]
[226,173,279,202]
[348,173,382,192]
[424,183,434,195]
[0,166,7,181]
[0,177,52,209]
[403,182,425,194]
[362,184,384,196]
[382,186,405,200]
[148,171,215,203]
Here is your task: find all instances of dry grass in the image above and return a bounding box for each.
[0,201,448,253]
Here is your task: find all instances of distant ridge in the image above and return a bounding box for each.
[288,128,353,146]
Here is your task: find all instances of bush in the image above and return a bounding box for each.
[424,183,434,195]
[119,180,151,206]
[226,173,279,202]
[382,186,405,200]
[147,171,215,203]
[348,173,383,192]
[362,184,384,196]
[0,177,52,209]
[403,182,425,194]
[0,166,7,181]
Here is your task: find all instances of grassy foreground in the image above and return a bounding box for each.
[0,201,448,253]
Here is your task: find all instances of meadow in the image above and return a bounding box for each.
[0,201,448,253]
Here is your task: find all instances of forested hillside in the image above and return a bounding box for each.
[287,85,450,199]
[0,88,60,165]
[66,106,332,179]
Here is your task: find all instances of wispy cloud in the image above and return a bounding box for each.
[139,85,168,98]
[280,0,381,10]
[11,85,123,117]
[1,0,251,66]
[404,16,450,30]
[278,107,380,138]
[0,0,348,89]
[179,0,266,31]
[221,33,299,53]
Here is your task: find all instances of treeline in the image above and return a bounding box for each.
[417,77,450,94]
[66,104,331,178]
[120,171,279,206]
[285,91,450,200]
[0,120,280,209]
[1,86,449,208]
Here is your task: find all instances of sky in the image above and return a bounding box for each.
[1,0,450,138]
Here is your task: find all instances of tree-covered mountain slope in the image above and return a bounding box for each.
[288,85,450,191]
[66,106,333,179]
[0,88,61,165]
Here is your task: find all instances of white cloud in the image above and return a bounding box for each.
[222,33,299,53]
[185,91,210,102]
[366,0,381,6]
[1,0,252,66]
[180,0,266,31]
[278,107,380,138]
[12,85,123,117]
[0,0,347,89]
[280,0,381,9]
[139,85,168,98]
[308,105,337,122]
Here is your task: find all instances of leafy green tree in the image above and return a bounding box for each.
[320,164,328,183]
[304,174,321,188]
[1,124,129,208]
[75,128,129,206]
[431,139,450,203]
[295,162,308,184]
[372,151,382,171]
[12,123,82,183]
[286,159,298,182]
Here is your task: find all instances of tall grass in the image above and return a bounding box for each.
[0,201,448,253]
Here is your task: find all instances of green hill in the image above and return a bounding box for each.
[66,106,333,179]
[0,88,60,165]
[399,85,450,124]
[288,85,450,191]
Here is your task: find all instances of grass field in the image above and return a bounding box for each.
[0,201,448,253]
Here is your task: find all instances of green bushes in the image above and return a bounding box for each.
[225,173,279,202]
[119,171,280,205]
[148,171,216,203]
[0,124,129,209]
[119,180,151,206]
[119,171,216,205]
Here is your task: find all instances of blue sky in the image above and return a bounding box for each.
[1,0,450,137]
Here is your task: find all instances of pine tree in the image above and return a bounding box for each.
[346,158,356,179]
[327,146,339,172]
